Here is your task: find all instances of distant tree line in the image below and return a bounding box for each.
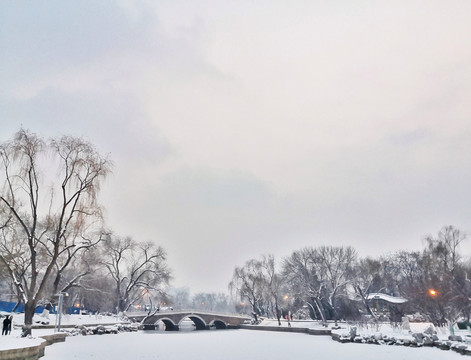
[229,226,471,326]
[167,287,234,313]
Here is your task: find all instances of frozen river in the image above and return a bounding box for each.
[42,329,462,360]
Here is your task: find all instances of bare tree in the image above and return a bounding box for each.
[351,255,401,321]
[0,129,111,336]
[382,227,469,326]
[281,246,356,325]
[50,232,107,297]
[316,246,357,325]
[260,254,284,325]
[101,235,171,313]
[76,274,115,313]
[352,257,381,320]
[394,226,470,325]
[282,247,327,325]
[229,259,265,322]
[47,242,109,311]
[424,225,465,276]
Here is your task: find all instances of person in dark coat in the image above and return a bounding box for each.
[2,316,11,335]
[7,316,12,334]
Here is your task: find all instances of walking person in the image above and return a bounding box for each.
[2,315,11,335]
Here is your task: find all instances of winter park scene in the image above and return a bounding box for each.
[2,1,471,359]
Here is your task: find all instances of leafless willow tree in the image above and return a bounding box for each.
[259,254,284,325]
[101,235,171,313]
[229,259,265,322]
[0,129,111,336]
[229,255,287,324]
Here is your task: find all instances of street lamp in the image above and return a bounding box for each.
[55,292,69,332]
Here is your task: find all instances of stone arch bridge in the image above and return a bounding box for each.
[125,311,250,331]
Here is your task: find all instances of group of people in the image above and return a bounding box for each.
[1,315,12,335]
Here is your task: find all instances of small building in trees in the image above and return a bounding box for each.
[366,292,408,322]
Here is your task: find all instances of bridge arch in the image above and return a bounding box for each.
[158,317,179,331]
[210,319,227,329]
[182,315,208,330]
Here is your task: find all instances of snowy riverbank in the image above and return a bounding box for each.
[255,318,471,355]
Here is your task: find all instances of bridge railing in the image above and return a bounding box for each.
[125,309,251,319]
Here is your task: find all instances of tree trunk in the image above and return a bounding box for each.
[117,299,126,314]
[52,273,61,296]
[22,301,35,337]
[356,286,376,320]
[251,303,259,323]
[116,287,124,314]
[313,298,327,326]
[331,297,339,327]
[275,300,281,326]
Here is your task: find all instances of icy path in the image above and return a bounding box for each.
[42,329,462,360]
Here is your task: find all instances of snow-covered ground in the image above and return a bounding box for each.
[6,312,127,328]
[0,335,44,351]
[0,312,126,351]
[41,329,463,360]
[259,318,321,328]
[1,314,469,358]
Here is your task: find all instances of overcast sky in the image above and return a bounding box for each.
[1,1,471,294]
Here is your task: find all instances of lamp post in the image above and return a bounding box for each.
[55,292,68,332]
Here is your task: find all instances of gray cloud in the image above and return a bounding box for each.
[2,1,471,293]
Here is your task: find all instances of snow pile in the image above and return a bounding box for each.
[66,323,140,336]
